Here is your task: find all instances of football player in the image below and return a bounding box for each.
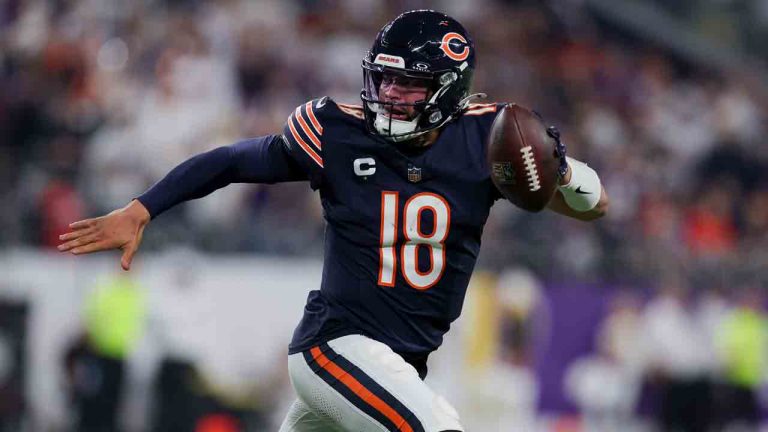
[59,10,608,431]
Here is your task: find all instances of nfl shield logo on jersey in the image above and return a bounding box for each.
[407,165,422,183]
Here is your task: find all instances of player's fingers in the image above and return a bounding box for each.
[58,233,101,252]
[58,231,80,242]
[58,241,76,252]
[121,224,146,271]
[121,246,136,271]
[69,218,99,230]
[58,227,96,242]
[70,240,113,255]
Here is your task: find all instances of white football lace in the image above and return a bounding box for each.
[521,146,541,191]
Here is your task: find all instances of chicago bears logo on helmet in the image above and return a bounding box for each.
[440,32,469,62]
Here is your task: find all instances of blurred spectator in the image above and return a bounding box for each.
[683,182,738,260]
[602,291,645,369]
[637,274,714,432]
[0,300,28,432]
[713,285,768,430]
[739,188,768,275]
[64,274,146,432]
[146,248,212,432]
[696,285,730,377]
[460,269,541,431]
[564,290,643,431]
[564,328,639,431]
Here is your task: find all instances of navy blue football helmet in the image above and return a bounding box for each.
[361,10,481,142]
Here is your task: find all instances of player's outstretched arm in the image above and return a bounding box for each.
[58,134,307,270]
[58,199,150,271]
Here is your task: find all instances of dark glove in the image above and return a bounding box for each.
[547,126,568,179]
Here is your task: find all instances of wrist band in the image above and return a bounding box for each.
[558,156,601,212]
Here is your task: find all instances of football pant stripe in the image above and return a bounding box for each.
[295,107,322,150]
[304,344,424,432]
[287,115,324,168]
[305,102,324,135]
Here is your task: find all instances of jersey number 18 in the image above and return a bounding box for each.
[378,191,450,290]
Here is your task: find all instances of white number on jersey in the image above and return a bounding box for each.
[378,191,450,290]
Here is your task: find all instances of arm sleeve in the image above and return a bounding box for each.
[136,134,306,219]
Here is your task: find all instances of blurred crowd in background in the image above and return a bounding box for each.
[2,0,768,284]
[3,0,768,430]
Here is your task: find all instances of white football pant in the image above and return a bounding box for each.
[278,334,464,432]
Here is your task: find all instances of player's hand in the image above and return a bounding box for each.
[58,200,151,271]
[547,126,570,184]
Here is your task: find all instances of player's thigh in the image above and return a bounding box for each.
[287,349,392,432]
[288,334,463,432]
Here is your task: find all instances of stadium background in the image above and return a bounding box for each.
[2,0,768,430]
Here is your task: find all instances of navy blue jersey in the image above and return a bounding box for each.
[283,98,503,360]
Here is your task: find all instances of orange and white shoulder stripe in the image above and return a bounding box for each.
[337,103,365,120]
[464,103,498,116]
[294,106,322,150]
[285,101,326,168]
[305,101,324,135]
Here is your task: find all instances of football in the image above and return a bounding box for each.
[487,104,560,212]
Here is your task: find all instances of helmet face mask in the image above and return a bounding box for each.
[360,10,477,143]
[362,62,439,141]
